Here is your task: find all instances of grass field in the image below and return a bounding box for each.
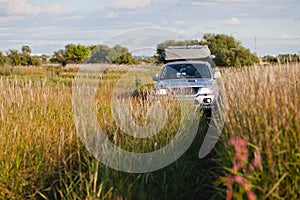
[0,63,299,199]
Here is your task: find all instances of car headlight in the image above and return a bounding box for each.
[157,88,167,95]
[198,87,215,95]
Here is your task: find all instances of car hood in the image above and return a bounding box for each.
[157,78,214,88]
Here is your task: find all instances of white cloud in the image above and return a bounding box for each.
[224,17,244,25]
[280,34,300,39]
[0,0,41,15]
[281,34,290,39]
[107,12,119,18]
[47,3,68,15]
[192,2,217,6]
[0,32,9,37]
[238,13,248,17]
[110,0,151,9]
[215,0,249,2]
[205,24,217,29]
[134,21,149,25]
[177,29,186,35]
[152,0,179,4]
[175,20,184,25]
[0,16,11,23]
[63,16,83,20]
[161,20,168,25]
[192,0,249,6]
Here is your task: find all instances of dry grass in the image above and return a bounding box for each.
[0,78,75,199]
[218,63,300,199]
[0,63,299,199]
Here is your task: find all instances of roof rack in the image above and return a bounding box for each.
[165,45,213,61]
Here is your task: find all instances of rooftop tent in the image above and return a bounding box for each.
[165,45,212,61]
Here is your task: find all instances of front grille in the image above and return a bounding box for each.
[170,87,199,96]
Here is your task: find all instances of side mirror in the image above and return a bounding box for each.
[210,55,216,59]
[152,73,159,81]
[213,71,221,79]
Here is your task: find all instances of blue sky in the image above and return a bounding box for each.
[0,0,299,56]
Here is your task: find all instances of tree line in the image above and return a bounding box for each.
[0,46,43,67]
[262,54,300,64]
[0,33,298,68]
[0,44,137,67]
[156,33,259,67]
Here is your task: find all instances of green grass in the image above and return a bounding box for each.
[0,63,299,199]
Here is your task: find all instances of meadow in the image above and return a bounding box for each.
[0,62,299,199]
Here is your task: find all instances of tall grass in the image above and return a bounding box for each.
[0,63,299,199]
[217,63,300,199]
[0,77,75,199]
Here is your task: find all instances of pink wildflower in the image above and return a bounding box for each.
[226,176,233,200]
[233,175,245,185]
[226,136,259,200]
[252,151,262,168]
[246,190,257,200]
[228,136,249,172]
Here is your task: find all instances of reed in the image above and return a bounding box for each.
[0,63,299,199]
[217,63,300,199]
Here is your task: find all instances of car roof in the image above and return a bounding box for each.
[165,60,210,66]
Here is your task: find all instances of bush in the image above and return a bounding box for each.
[0,66,11,76]
[200,33,259,67]
[156,34,259,67]
[0,52,7,66]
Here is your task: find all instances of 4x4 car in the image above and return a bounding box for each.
[152,46,220,111]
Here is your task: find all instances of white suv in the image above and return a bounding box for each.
[152,60,220,110]
[152,45,220,111]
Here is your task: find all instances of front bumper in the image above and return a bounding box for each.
[153,92,215,110]
[194,94,215,109]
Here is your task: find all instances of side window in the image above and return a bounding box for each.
[195,64,212,78]
[207,66,213,78]
[160,66,167,79]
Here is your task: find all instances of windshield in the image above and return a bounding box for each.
[160,63,212,80]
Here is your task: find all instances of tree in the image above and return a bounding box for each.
[65,44,91,64]
[7,49,21,66]
[156,34,259,67]
[107,45,129,63]
[88,44,136,64]
[28,56,42,67]
[3,46,41,67]
[276,54,300,64]
[51,44,91,66]
[21,45,32,55]
[0,52,7,66]
[50,49,66,66]
[40,54,50,63]
[20,45,32,66]
[89,45,112,63]
[113,52,136,65]
[200,33,259,67]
